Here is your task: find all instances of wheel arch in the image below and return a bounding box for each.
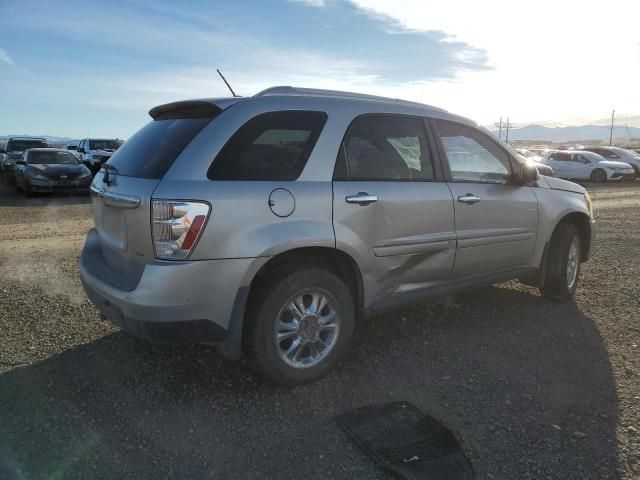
[247,246,364,308]
[240,246,365,352]
[552,211,592,262]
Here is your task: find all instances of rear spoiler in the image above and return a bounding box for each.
[149,100,222,120]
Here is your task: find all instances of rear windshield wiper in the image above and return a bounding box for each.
[101,164,118,186]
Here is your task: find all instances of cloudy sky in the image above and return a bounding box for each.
[1,0,639,138]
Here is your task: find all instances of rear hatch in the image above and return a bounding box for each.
[89,101,221,285]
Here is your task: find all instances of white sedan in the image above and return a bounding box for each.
[541,150,634,182]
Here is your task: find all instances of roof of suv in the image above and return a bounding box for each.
[149,86,456,122]
[254,86,447,112]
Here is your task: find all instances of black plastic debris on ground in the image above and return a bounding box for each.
[336,401,474,480]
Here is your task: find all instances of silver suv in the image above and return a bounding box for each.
[80,87,594,385]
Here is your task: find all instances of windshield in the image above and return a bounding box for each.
[621,148,640,158]
[6,139,49,152]
[28,150,79,165]
[89,139,120,150]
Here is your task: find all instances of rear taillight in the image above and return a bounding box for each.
[152,200,210,260]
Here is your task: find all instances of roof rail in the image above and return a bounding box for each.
[253,86,446,112]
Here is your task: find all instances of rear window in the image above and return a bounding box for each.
[107,117,214,179]
[208,110,328,181]
[89,139,120,151]
[7,139,49,152]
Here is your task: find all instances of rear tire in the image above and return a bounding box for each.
[590,169,607,183]
[245,268,355,386]
[540,223,582,301]
[632,165,640,180]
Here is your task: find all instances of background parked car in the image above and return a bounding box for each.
[517,153,554,176]
[14,148,92,195]
[541,150,634,182]
[515,147,543,163]
[77,138,122,173]
[64,142,82,160]
[579,146,640,178]
[0,137,49,179]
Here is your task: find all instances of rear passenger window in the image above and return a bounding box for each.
[208,111,327,181]
[338,115,434,181]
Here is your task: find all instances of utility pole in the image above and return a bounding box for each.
[609,109,615,146]
[498,117,503,138]
[505,117,510,143]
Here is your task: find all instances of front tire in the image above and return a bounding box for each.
[245,268,355,386]
[590,169,607,183]
[540,223,582,301]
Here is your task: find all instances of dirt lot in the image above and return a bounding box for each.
[0,180,639,479]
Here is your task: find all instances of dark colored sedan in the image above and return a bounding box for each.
[15,148,93,195]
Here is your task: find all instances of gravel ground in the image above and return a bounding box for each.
[0,179,639,479]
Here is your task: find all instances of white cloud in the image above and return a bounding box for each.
[346,0,640,124]
[0,48,15,66]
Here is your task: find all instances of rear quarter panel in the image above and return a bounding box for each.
[151,179,335,260]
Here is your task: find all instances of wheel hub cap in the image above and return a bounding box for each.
[299,314,320,341]
[274,289,341,369]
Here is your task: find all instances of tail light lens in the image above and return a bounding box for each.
[152,200,210,260]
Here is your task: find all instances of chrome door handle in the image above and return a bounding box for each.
[346,192,378,206]
[458,194,481,204]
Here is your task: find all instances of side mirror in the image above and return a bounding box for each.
[513,162,539,184]
[16,160,26,166]
[78,147,85,153]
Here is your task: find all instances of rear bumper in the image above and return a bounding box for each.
[80,228,265,351]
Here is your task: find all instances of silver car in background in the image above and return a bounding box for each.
[80,87,594,385]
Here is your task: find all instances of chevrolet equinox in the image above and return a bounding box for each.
[81,87,594,385]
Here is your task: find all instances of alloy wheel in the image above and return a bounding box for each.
[273,289,340,369]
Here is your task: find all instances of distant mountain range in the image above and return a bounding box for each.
[490,124,640,143]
